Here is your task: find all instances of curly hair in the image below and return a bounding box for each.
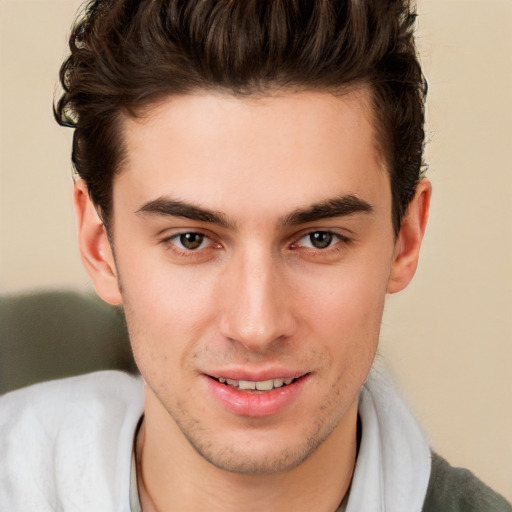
[55,0,427,234]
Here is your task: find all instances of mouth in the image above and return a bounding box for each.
[206,372,310,417]
[211,376,300,392]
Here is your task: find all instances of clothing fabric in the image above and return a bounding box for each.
[422,453,512,512]
[0,371,143,512]
[0,368,510,511]
[343,363,431,511]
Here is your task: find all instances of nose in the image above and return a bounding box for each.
[218,247,296,352]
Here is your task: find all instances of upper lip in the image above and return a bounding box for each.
[205,369,309,382]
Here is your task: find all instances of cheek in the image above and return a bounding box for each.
[293,255,390,385]
[299,258,389,338]
[115,248,221,368]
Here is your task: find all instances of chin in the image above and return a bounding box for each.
[175,415,333,476]
[191,439,317,475]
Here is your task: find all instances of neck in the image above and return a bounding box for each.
[136,390,358,512]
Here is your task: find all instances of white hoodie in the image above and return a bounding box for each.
[0,364,431,511]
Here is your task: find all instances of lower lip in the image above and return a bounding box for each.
[205,375,309,418]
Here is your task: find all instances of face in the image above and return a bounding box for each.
[79,90,424,475]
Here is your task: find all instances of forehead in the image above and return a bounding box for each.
[115,89,390,222]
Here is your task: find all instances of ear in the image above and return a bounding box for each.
[74,179,123,305]
[387,179,431,294]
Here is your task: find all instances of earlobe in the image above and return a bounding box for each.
[387,179,431,294]
[74,180,123,305]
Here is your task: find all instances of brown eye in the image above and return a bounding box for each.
[178,233,205,250]
[308,231,334,249]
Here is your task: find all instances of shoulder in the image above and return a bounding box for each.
[0,370,142,428]
[0,371,143,511]
[422,452,512,512]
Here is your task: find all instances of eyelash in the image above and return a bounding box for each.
[161,229,352,258]
[293,231,352,251]
[163,232,218,258]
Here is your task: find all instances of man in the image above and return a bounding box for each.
[0,1,510,511]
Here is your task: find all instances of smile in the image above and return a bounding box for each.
[207,373,310,417]
[215,377,296,391]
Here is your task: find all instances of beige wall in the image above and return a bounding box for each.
[1,0,511,500]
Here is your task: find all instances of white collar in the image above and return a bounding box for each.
[344,361,431,512]
[129,362,431,512]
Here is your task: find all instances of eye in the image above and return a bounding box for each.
[170,232,210,250]
[298,231,337,249]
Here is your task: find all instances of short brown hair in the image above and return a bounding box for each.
[55,0,427,233]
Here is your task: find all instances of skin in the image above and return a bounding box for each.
[75,89,430,511]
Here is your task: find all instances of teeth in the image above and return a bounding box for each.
[217,377,295,390]
[273,378,284,388]
[238,380,256,390]
[255,380,274,391]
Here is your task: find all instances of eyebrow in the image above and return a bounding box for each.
[136,198,234,228]
[282,195,374,226]
[136,193,373,229]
